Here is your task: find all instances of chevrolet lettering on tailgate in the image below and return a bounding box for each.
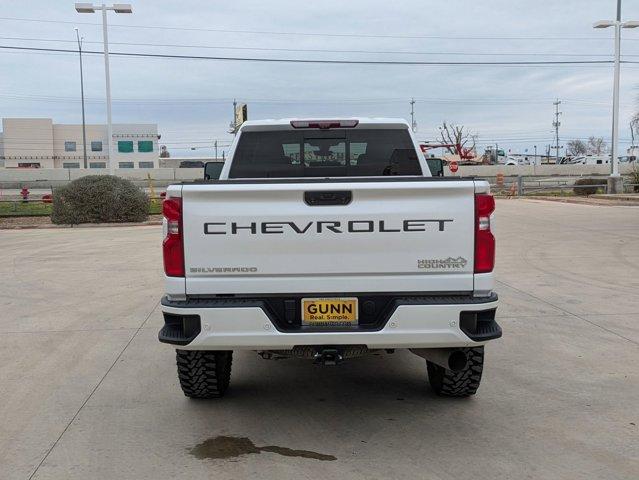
[203,219,453,235]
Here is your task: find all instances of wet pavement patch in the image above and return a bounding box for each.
[189,436,337,462]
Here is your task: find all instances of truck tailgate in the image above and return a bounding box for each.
[181,179,476,295]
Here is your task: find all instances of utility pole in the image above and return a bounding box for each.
[75,28,88,169]
[232,98,237,134]
[552,99,562,164]
[410,98,417,132]
[228,99,238,135]
[214,140,218,159]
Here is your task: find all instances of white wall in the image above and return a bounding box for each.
[111,123,159,168]
[1,118,159,169]
[1,164,636,187]
[2,118,54,167]
[52,124,108,168]
[51,123,159,168]
[450,163,636,177]
[0,168,203,186]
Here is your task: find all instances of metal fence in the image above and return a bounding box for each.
[487,175,639,196]
[0,195,165,217]
[1,176,638,217]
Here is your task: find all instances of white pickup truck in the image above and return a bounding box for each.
[159,118,500,399]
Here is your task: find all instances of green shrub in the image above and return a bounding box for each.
[573,178,605,196]
[630,166,639,193]
[51,175,150,224]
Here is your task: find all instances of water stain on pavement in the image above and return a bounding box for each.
[189,436,337,462]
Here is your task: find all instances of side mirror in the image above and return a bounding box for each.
[204,162,224,180]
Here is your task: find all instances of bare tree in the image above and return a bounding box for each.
[438,121,476,155]
[567,139,587,156]
[587,136,608,155]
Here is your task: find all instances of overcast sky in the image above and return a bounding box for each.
[1,0,639,157]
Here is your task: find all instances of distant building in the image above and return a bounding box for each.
[0,118,160,169]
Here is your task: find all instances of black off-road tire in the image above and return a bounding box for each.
[175,350,233,399]
[426,347,484,397]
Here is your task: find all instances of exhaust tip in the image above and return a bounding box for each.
[448,350,468,372]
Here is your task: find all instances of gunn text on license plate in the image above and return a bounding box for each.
[301,298,358,326]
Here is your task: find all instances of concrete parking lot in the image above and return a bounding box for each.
[1,199,638,479]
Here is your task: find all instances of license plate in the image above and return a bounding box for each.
[301,298,358,326]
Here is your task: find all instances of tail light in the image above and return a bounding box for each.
[163,197,184,277]
[474,193,495,273]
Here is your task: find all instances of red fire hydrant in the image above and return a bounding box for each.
[20,186,29,203]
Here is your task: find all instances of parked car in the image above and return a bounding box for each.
[159,118,500,399]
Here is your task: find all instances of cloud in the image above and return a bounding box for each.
[0,0,638,156]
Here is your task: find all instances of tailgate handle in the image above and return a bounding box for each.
[304,190,352,206]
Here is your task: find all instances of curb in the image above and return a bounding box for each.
[590,194,639,201]
[522,196,639,207]
[1,220,163,230]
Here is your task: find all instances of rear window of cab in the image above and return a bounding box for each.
[229,129,422,178]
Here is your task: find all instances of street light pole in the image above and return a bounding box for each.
[611,16,621,180]
[75,3,133,175]
[593,2,639,193]
[102,6,114,175]
[75,28,88,169]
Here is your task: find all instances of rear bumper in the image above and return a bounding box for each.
[159,293,500,350]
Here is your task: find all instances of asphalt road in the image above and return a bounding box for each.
[1,199,638,479]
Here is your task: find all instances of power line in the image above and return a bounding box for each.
[1,93,635,109]
[0,35,636,58]
[0,45,625,66]
[1,16,638,42]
